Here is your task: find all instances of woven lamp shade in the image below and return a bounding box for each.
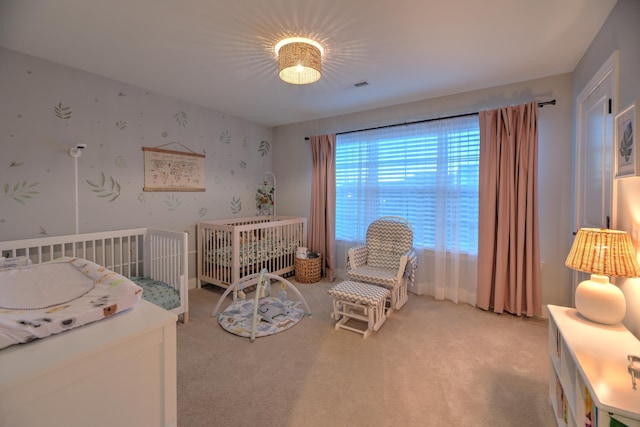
[565,228,640,277]
[277,41,321,85]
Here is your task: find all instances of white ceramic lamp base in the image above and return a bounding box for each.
[575,274,626,325]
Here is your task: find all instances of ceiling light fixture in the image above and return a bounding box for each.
[275,37,323,85]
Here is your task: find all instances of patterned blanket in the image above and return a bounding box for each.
[0,257,142,349]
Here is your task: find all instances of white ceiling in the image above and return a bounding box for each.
[0,0,617,127]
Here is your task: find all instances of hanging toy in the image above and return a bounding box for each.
[279,281,287,302]
[258,275,270,298]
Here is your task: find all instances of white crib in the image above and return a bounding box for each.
[0,227,189,323]
[197,216,307,296]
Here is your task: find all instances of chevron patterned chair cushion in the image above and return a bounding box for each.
[327,280,390,306]
[346,216,417,311]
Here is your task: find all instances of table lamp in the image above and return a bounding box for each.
[565,228,640,325]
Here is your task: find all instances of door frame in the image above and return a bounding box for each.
[573,50,619,304]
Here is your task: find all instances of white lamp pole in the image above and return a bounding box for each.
[68,144,86,234]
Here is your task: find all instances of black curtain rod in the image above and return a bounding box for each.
[304,99,556,140]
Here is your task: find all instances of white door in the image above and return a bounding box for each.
[574,52,617,304]
[578,80,613,230]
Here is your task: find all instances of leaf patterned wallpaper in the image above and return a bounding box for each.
[0,47,273,241]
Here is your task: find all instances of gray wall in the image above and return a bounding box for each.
[273,73,575,311]
[0,47,273,286]
[573,0,640,336]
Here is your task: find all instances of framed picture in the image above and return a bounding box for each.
[614,101,640,178]
[142,147,206,191]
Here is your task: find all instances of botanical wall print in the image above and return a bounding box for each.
[142,147,205,191]
[116,120,127,130]
[258,140,270,157]
[230,196,242,214]
[615,100,640,178]
[3,181,39,205]
[220,130,231,144]
[54,102,72,119]
[87,172,121,202]
[174,111,187,128]
[199,207,208,217]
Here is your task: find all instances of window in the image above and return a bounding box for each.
[335,115,479,254]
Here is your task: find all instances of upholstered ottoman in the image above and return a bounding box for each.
[327,281,390,339]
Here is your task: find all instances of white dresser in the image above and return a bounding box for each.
[0,300,177,427]
[548,304,640,427]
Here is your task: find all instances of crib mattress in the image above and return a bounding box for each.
[131,276,180,311]
[0,257,143,349]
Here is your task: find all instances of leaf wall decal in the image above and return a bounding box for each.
[54,102,72,119]
[115,156,126,168]
[230,196,242,214]
[165,194,181,211]
[3,181,39,205]
[258,140,270,157]
[86,172,121,202]
[174,111,188,128]
[220,130,231,144]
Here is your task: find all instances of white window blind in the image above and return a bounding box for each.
[335,114,479,254]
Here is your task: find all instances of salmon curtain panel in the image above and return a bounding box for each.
[309,134,336,281]
[477,102,541,316]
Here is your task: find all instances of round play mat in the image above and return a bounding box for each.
[212,270,311,341]
[218,296,306,338]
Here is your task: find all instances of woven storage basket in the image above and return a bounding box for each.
[295,256,322,283]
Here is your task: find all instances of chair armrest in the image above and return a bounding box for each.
[396,249,417,286]
[396,255,409,283]
[347,245,368,270]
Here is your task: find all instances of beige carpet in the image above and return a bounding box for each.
[176,279,555,427]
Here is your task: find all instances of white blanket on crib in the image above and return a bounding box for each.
[0,257,143,349]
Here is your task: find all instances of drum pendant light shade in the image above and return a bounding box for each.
[276,38,322,85]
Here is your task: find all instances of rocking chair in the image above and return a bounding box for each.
[346,216,417,312]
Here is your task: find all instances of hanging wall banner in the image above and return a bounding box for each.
[142,147,206,191]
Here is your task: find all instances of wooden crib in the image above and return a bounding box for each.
[197,216,306,296]
[0,227,189,323]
